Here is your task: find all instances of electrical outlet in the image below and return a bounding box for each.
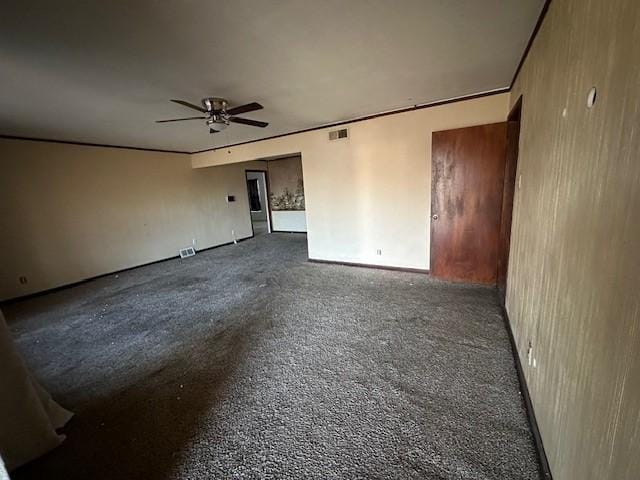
[19,276,28,285]
[376,249,382,256]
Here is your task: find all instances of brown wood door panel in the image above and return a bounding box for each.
[430,123,507,284]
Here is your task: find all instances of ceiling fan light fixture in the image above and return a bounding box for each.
[206,118,227,131]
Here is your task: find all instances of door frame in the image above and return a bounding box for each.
[497,96,523,303]
[244,169,273,235]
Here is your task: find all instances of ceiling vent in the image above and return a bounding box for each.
[179,247,196,258]
[328,128,348,141]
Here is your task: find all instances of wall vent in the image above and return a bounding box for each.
[328,128,348,140]
[179,247,196,258]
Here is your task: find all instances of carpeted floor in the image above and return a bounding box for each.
[3,233,541,479]
[252,220,269,236]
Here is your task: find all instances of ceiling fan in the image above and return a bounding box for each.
[156,97,268,134]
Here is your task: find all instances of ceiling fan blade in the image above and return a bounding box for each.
[226,102,263,116]
[170,99,207,113]
[156,116,207,123]
[229,116,268,128]
[209,128,219,134]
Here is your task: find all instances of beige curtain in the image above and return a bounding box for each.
[0,310,72,471]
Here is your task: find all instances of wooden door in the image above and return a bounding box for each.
[430,123,507,283]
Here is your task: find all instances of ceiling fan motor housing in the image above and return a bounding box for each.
[203,97,228,112]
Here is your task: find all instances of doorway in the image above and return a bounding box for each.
[267,155,307,233]
[497,97,522,303]
[430,122,508,284]
[245,170,271,236]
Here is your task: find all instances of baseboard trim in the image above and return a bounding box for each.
[501,304,553,480]
[309,258,429,274]
[272,230,307,234]
[0,236,253,304]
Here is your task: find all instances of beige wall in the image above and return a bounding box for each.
[0,93,509,299]
[193,93,510,269]
[507,0,640,479]
[0,139,261,300]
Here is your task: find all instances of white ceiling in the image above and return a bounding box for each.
[0,0,544,152]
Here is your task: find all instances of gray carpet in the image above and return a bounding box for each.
[3,233,541,479]
[252,220,268,236]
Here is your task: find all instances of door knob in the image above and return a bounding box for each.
[432,214,439,220]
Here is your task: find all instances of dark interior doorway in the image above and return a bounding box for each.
[430,122,508,284]
[497,97,522,303]
[245,170,271,237]
[247,179,261,211]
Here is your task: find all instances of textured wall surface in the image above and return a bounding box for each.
[507,1,640,479]
[0,139,262,300]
